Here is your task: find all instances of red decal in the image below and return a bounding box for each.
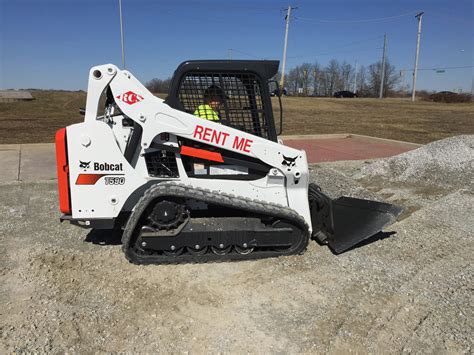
[232,136,244,151]
[220,132,230,145]
[193,124,249,152]
[232,136,253,153]
[202,127,212,142]
[193,125,204,139]
[116,91,144,105]
[211,130,230,146]
[243,138,253,153]
[76,174,108,185]
[193,124,230,146]
[180,146,224,163]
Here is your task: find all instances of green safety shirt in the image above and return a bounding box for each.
[193,104,220,121]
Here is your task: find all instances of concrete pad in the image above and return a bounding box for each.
[347,134,421,149]
[282,134,420,164]
[281,133,350,140]
[19,144,56,182]
[0,144,21,151]
[0,148,20,182]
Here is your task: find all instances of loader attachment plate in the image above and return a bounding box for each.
[309,184,403,254]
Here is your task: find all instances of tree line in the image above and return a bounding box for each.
[145,78,172,94]
[280,58,400,97]
[145,58,401,98]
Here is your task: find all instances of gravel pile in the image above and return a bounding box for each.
[309,164,379,200]
[357,135,474,188]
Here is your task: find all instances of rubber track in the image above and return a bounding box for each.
[122,182,309,265]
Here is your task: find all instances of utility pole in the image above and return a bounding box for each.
[400,69,407,93]
[118,0,126,69]
[295,66,300,95]
[303,68,308,96]
[411,12,424,102]
[279,5,297,93]
[313,69,317,96]
[379,33,387,98]
[353,60,358,93]
[228,49,232,60]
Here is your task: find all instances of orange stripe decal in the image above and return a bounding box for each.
[180,146,224,163]
[75,174,107,185]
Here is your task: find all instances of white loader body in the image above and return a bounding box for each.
[62,64,312,232]
[56,61,402,263]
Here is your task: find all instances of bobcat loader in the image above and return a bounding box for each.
[55,60,402,264]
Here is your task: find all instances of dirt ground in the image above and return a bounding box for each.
[1,159,472,353]
[0,90,472,144]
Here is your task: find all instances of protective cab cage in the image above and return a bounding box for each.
[165,60,281,142]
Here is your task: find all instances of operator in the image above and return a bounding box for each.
[194,85,225,122]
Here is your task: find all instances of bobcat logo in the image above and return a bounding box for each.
[79,161,91,170]
[282,155,298,167]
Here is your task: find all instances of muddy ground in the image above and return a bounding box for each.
[0,160,472,353]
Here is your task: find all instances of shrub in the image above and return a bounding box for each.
[429,92,472,103]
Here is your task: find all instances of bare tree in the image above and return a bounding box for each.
[284,58,399,98]
[340,61,353,91]
[356,65,370,97]
[145,78,171,93]
[286,67,299,95]
[311,62,322,96]
[300,62,313,96]
[326,59,340,95]
[320,69,331,97]
[368,59,399,97]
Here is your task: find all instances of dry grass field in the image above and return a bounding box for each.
[277,96,474,144]
[0,90,472,144]
[0,91,86,144]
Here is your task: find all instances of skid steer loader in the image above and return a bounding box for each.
[55,60,402,264]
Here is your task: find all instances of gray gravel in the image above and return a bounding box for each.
[357,135,474,189]
[1,138,473,353]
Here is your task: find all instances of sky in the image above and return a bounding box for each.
[0,0,472,92]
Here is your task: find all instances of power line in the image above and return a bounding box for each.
[417,65,474,71]
[215,4,282,12]
[288,47,383,60]
[294,11,417,24]
[296,34,383,49]
[287,35,383,59]
[231,49,262,59]
[159,2,281,13]
[161,10,236,24]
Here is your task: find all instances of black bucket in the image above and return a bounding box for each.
[309,184,403,254]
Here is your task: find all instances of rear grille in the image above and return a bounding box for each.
[145,150,179,178]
